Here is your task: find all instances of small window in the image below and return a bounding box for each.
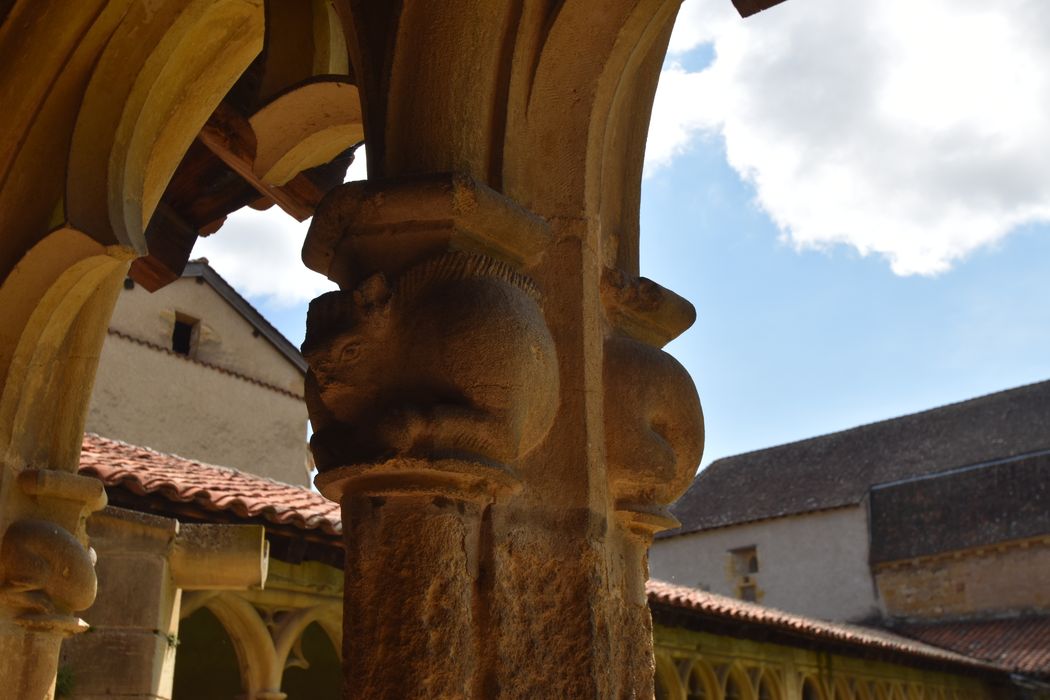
[730,546,759,575]
[728,546,760,602]
[172,314,199,356]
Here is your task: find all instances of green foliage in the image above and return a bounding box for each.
[55,666,75,698]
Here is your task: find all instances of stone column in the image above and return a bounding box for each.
[0,470,106,699]
[602,272,705,696]
[308,1,700,696]
[60,507,267,700]
[305,175,554,698]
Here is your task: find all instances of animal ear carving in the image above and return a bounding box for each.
[604,335,704,517]
[304,251,558,471]
[354,273,391,309]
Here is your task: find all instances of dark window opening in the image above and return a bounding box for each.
[730,545,759,575]
[172,315,198,356]
[739,583,758,602]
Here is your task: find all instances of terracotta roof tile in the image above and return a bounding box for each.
[79,433,340,536]
[71,434,1035,678]
[894,615,1050,677]
[647,580,1003,673]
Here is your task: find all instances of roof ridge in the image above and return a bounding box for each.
[703,377,1050,471]
[181,260,308,373]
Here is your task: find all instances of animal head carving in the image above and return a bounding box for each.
[604,336,704,511]
[0,519,98,615]
[302,274,394,376]
[303,251,560,472]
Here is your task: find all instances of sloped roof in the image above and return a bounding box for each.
[868,451,1050,562]
[182,260,307,373]
[79,433,340,536]
[892,615,1050,678]
[74,432,1019,675]
[648,580,1002,674]
[666,379,1050,537]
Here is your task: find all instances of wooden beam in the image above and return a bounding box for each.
[129,204,199,292]
[197,102,323,221]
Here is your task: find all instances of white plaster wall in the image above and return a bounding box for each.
[87,333,310,485]
[85,278,310,486]
[649,506,880,622]
[105,276,303,393]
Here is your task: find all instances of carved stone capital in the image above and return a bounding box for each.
[303,249,558,482]
[303,173,552,288]
[0,470,108,634]
[315,457,521,506]
[602,273,705,538]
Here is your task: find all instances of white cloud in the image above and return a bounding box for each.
[192,147,369,305]
[649,0,1050,275]
[345,146,368,182]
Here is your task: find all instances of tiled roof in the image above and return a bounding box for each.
[868,452,1050,563]
[893,615,1050,677]
[71,433,1034,678]
[647,580,1002,673]
[79,433,340,536]
[666,379,1050,536]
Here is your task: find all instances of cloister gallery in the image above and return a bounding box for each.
[0,0,1021,699]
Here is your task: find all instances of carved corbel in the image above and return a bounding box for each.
[303,174,559,503]
[601,270,704,537]
[0,469,107,633]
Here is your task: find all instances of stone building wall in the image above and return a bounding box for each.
[103,275,303,392]
[86,276,310,486]
[650,507,879,622]
[875,538,1050,619]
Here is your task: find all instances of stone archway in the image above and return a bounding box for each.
[0,1,363,694]
[0,0,738,696]
[172,606,245,700]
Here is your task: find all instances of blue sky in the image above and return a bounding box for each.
[643,138,1050,466]
[197,0,1050,469]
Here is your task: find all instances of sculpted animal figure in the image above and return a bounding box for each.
[0,519,97,616]
[303,252,558,470]
[604,336,704,513]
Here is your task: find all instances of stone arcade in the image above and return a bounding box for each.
[0,0,797,696]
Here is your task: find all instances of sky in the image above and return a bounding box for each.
[195,0,1050,469]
